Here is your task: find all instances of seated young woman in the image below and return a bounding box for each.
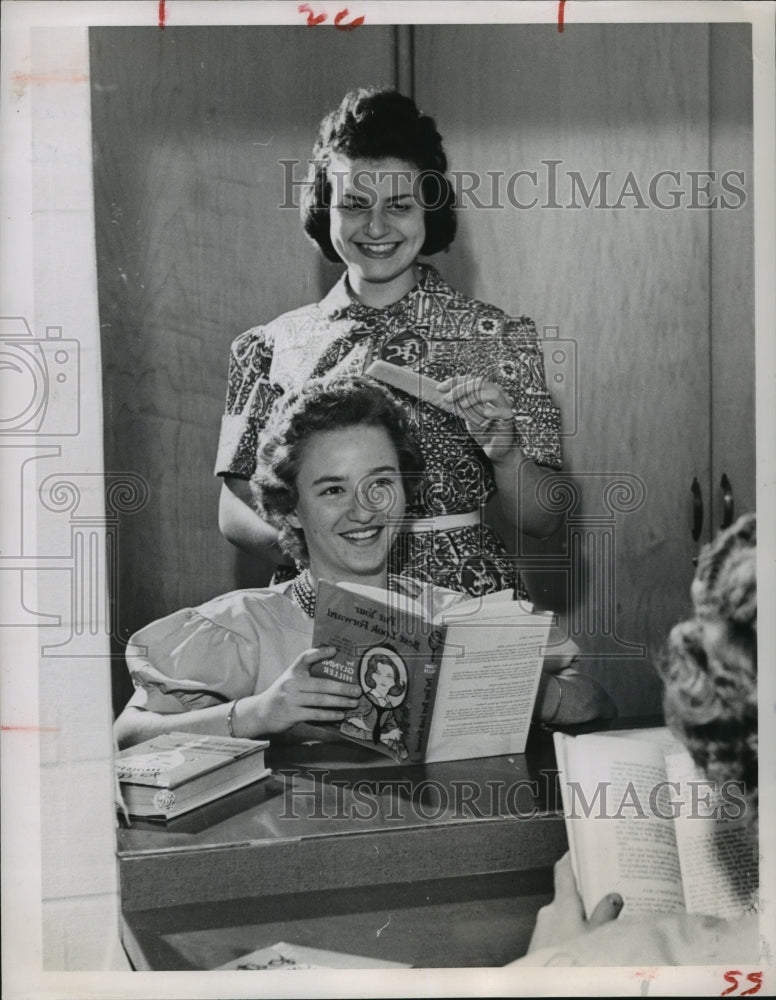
[511,513,759,966]
[114,377,614,750]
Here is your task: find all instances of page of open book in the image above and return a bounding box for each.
[604,726,686,755]
[423,613,551,762]
[334,580,524,624]
[665,750,759,920]
[556,733,688,918]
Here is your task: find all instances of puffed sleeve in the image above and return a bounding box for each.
[494,315,562,470]
[214,325,281,479]
[124,607,262,714]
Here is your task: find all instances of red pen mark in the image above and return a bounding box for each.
[297,4,364,28]
[722,971,763,996]
[1,725,60,733]
[10,69,89,99]
[299,3,327,26]
[158,0,166,29]
[722,972,742,997]
[11,70,89,86]
[633,969,656,997]
[334,7,365,30]
[557,0,566,32]
[743,974,764,996]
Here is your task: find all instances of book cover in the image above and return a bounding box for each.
[311,580,552,763]
[115,732,270,820]
[115,732,268,788]
[311,579,444,763]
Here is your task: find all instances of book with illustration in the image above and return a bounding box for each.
[553,727,759,920]
[115,731,270,820]
[217,941,411,970]
[310,578,553,764]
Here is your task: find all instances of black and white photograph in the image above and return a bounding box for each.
[1,1,774,997]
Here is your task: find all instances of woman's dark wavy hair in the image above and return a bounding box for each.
[300,88,457,263]
[251,377,424,564]
[659,513,757,824]
[364,652,406,698]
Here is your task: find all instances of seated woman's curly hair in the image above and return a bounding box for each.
[301,88,457,262]
[659,513,757,822]
[251,377,424,565]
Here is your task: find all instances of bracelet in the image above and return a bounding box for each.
[226,699,241,738]
[546,676,563,724]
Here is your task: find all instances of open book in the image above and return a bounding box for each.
[310,579,552,763]
[553,727,758,920]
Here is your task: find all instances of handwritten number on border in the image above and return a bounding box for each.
[721,972,763,996]
[298,4,365,30]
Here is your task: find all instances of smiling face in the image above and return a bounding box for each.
[328,155,426,307]
[287,425,406,587]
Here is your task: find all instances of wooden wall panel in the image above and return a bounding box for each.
[709,24,755,526]
[90,27,397,710]
[414,24,715,715]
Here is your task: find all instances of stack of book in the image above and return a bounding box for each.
[115,731,270,820]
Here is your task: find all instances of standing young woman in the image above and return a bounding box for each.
[216,88,563,599]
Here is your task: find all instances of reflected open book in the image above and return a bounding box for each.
[554,727,759,920]
[310,578,553,764]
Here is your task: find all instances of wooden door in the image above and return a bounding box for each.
[414,23,719,715]
[709,25,755,531]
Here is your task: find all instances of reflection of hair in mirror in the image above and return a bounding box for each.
[301,88,457,262]
[252,376,424,565]
[659,512,757,824]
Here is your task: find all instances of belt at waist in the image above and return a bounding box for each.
[400,511,481,533]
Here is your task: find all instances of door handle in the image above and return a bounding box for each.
[720,473,734,529]
[691,477,703,542]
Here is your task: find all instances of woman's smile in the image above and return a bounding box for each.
[354,241,403,259]
[339,525,384,543]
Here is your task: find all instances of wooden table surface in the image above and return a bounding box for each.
[117,720,657,969]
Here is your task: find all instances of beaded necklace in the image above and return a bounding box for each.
[289,569,415,618]
[290,569,317,619]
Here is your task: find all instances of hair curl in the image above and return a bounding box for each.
[659,513,757,822]
[251,377,424,564]
[300,88,457,263]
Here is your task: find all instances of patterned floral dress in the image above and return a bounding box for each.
[215,264,562,598]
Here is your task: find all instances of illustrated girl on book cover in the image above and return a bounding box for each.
[340,647,409,760]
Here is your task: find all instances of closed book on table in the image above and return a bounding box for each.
[115,732,270,820]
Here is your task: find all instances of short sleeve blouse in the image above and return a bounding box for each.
[124,584,312,715]
[124,579,458,716]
